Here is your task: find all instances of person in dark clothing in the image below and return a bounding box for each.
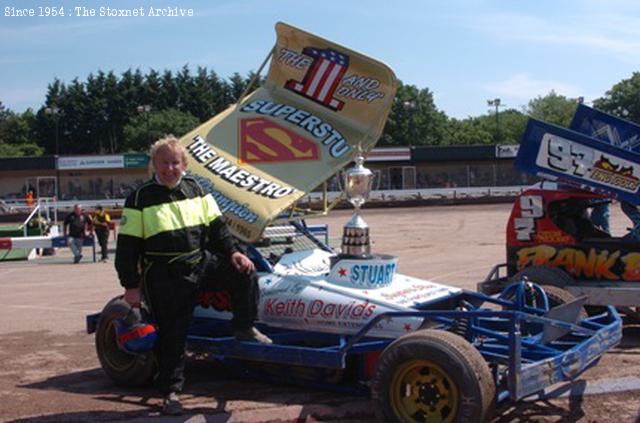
[92,205,111,262]
[115,135,270,416]
[198,251,260,331]
[63,204,92,263]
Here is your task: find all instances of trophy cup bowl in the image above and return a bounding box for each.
[342,155,374,257]
[344,157,374,209]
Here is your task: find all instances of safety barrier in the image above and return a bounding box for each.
[0,234,96,262]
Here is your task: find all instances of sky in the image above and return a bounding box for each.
[2,0,640,119]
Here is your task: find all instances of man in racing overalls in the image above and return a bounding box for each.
[115,135,271,416]
[92,205,111,262]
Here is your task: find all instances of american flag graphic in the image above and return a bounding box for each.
[285,47,349,111]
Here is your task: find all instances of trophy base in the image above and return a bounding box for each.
[341,212,371,257]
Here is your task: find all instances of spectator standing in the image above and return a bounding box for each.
[93,205,111,262]
[25,190,34,208]
[64,204,92,263]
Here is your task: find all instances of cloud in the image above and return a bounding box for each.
[527,30,640,58]
[484,73,583,100]
[463,10,640,62]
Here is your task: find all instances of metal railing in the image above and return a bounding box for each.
[300,185,528,204]
[0,185,529,221]
[1,197,59,235]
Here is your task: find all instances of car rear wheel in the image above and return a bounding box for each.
[95,297,157,387]
[512,267,587,318]
[513,266,574,289]
[538,284,587,318]
[371,329,495,423]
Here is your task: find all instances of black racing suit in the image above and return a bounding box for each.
[115,175,258,395]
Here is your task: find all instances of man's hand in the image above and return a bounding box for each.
[123,288,141,307]
[231,251,255,274]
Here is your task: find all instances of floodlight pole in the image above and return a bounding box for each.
[487,98,501,143]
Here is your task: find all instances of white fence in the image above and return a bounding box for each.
[1,185,528,223]
[300,185,527,204]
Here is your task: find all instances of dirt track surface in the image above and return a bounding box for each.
[1,204,639,422]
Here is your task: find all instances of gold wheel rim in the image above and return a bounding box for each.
[389,359,459,423]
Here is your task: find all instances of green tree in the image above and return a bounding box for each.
[210,69,233,115]
[123,108,199,152]
[175,65,195,116]
[62,77,94,154]
[189,67,218,121]
[85,71,110,154]
[496,109,529,144]
[593,72,640,124]
[228,72,248,104]
[35,80,65,154]
[160,70,180,110]
[114,69,145,153]
[144,69,163,109]
[437,106,528,146]
[380,81,448,146]
[0,101,9,120]
[444,117,493,145]
[525,90,579,127]
[0,109,42,157]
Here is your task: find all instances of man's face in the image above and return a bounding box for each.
[74,205,81,215]
[154,146,186,188]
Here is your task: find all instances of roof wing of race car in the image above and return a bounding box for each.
[516,112,640,206]
[178,22,397,242]
[571,104,640,153]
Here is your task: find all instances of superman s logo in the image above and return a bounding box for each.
[239,118,319,163]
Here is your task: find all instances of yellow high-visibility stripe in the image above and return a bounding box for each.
[119,208,143,238]
[142,196,217,239]
[203,194,222,224]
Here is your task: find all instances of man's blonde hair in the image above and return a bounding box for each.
[148,135,188,176]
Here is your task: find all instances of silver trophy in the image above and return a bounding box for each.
[341,153,374,257]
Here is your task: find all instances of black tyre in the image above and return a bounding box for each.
[95,297,157,387]
[512,267,587,318]
[512,266,574,289]
[372,329,495,423]
[539,285,586,318]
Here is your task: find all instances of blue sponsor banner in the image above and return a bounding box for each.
[570,104,640,153]
[516,118,640,205]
